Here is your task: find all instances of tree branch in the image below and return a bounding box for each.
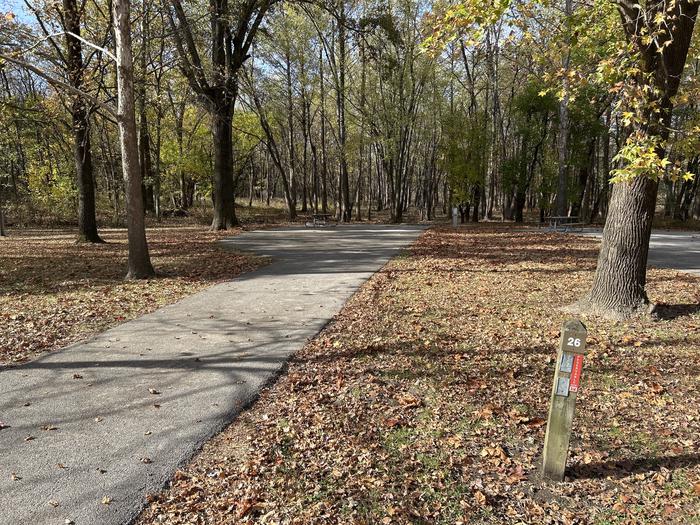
[0,53,117,117]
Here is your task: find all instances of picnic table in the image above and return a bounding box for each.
[546,216,583,232]
[305,213,336,228]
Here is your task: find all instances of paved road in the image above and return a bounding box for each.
[0,225,425,525]
[576,228,700,275]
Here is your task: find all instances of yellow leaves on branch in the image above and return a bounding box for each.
[610,132,694,184]
[423,0,514,51]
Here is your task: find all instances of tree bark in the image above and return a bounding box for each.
[165,0,269,229]
[0,189,6,236]
[336,5,351,222]
[586,176,658,316]
[113,0,155,279]
[211,99,238,229]
[64,0,103,243]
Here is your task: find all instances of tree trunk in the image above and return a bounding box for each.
[593,109,612,222]
[555,0,572,217]
[113,0,155,279]
[285,50,297,217]
[73,105,103,242]
[319,45,328,214]
[64,0,103,243]
[585,176,657,316]
[138,1,155,214]
[0,190,6,236]
[210,100,239,230]
[514,192,526,223]
[677,158,698,220]
[153,109,162,220]
[337,7,351,222]
[471,185,480,222]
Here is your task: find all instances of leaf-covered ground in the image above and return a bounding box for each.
[0,226,263,366]
[138,225,700,525]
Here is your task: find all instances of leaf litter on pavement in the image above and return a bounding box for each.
[86,226,700,523]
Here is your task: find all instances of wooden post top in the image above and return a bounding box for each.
[560,320,587,355]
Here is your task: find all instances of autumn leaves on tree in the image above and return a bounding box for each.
[428,0,699,318]
[585,0,698,317]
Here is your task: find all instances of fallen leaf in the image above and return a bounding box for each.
[526,417,546,427]
[647,382,665,394]
[506,466,527,484]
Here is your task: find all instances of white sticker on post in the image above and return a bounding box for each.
[560,352,574,373]
[556,376,570,397]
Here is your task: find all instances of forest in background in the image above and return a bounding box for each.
[1,0,698,238]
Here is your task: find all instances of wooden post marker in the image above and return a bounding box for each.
[542,319,587,481]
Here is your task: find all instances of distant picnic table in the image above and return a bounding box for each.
[546,216,583,232]
[305,213,336,228]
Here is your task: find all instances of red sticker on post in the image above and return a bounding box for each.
[569,355,584,392]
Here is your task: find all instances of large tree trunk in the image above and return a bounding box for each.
[585,176,658,317]
[210,100,238,230]
[113,0,155,279]
[64,0,103,243]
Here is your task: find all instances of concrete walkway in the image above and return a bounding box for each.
[576,228,700,275]
[0,225,425,525]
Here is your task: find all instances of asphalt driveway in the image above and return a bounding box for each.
[0,225,425,525]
